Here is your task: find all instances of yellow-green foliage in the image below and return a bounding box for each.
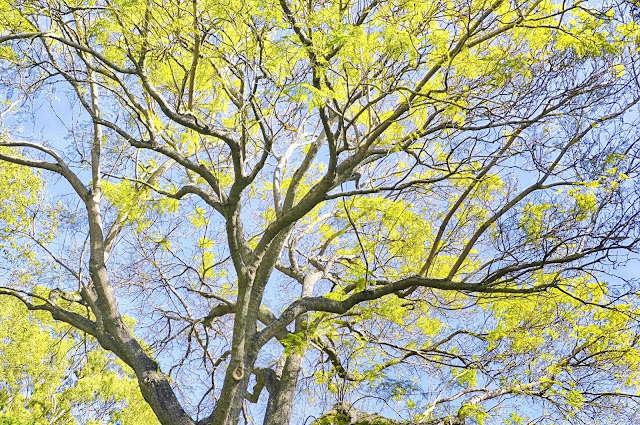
[0,146,53,267]
[0,297,159,425]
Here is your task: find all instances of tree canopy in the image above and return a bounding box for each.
[1,0,640,424]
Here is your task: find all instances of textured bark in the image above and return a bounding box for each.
[262,352,304,425]
[263,271,322,425]
[310,403,466,425]
[207,280,259,425]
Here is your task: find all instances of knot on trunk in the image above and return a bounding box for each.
[142,370,163,384]
[232,366,244,381]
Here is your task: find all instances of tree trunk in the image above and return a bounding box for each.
[263,271,321,425]
[263,351,304,425]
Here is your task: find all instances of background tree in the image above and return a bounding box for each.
[1,0,640,424]
[0,296,159,425]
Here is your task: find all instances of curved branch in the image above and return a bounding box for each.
[0,144,88,200]
[255,276,556,347]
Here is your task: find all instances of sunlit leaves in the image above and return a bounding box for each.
[482,277,640,417]
[331,196,433,277]
[0,147,41,231]
[0,297,159,425]
[2,0,640,424]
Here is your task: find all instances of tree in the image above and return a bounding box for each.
[0,296,159,425]
[1,0,640,424]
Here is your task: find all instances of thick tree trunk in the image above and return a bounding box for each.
[209,358,256,425]
[263,271,321,425]
[262,351,304,425]
[209,282,260,425]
